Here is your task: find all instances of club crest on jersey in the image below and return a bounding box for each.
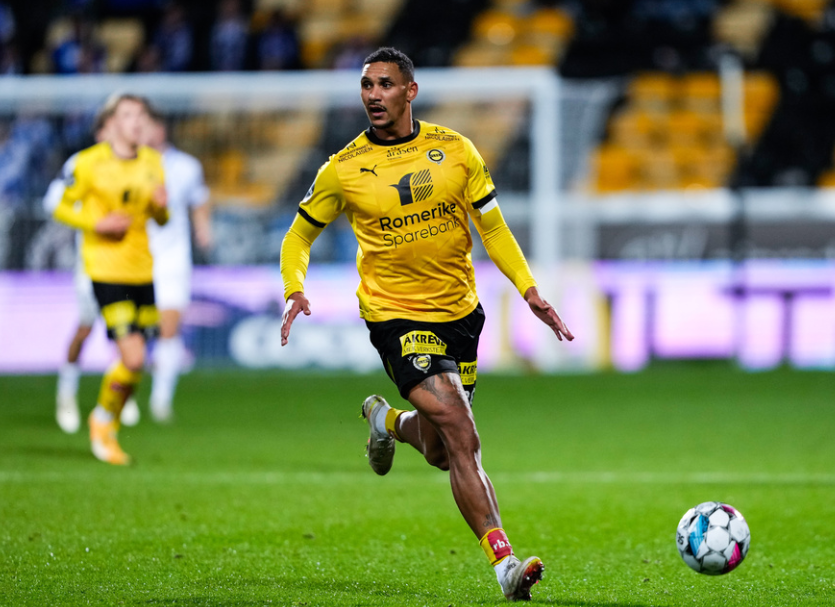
[412,354,432,373]
[427,149,445,164]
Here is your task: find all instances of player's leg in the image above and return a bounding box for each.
[150,263,190,422]
[55,325,92,433]
[408,372,543,601]
[56,270,99,433]
[150,308,183,422]
[89,283,156,465]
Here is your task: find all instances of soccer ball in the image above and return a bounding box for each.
[676,501,750,575]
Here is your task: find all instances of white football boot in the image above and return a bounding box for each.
[56,393,80,434]
[120,397,141,427]
[498,555,544,602]
[150,398,173,424]
[361,394,395,475]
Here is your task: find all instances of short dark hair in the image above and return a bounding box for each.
[363,47,414,82]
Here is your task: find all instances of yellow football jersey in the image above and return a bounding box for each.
[52,142,167,284]
[297,120,499,322]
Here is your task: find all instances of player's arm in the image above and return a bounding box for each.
[191,203,213,250]
[472,203,573,341]
[189,162,213,250]
[149,184,169,226]
[279,159,344,346]
[279,215,323,345]
[52,156,130,238]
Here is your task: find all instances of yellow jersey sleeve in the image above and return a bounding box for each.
[297,159,346,228]
[472,204,537,297]
[52,153,99,232]
[462,136,498,211]
[280,214,323,300]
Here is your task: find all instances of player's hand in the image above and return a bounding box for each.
[280,291,311,346]
[524,286,574,342]
[152,184,168,208]
[94,213,132,240]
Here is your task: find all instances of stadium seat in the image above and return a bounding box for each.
[680,73,722,113]
[591,145,640,193]
[628,72,677,111]
[712,1,775,60]
[97,19,144,73]
[472,10,520,46]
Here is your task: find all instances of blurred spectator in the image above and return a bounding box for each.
[0,39,21,74]
[154,2,193,71]
[133,43,162,72]
[0,117,57,211]
[210,0,249,71]
[257,9,300,71]
[51,17,107,74]
[0,2,14,44]
[332,36,374,71]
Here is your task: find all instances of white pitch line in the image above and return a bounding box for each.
[1,470,834,486]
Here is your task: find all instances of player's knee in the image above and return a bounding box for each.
[121,349,145,373]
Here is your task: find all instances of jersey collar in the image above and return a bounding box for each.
[365,119,420,146]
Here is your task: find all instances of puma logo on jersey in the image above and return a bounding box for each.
[360,165,378,177]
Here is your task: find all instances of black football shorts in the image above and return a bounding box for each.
[92,281,159,341]
[365,302,485,403]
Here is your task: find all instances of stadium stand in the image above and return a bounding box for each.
[4,0,835,267]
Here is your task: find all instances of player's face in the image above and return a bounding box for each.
[111,99,147,148]
[360,62,417,138]
[141,117,166,149]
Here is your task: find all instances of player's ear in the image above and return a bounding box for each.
[407,81,418,103]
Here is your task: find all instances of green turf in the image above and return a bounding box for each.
[1,364,834,606]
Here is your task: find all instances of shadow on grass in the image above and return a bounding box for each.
[131,577,664,607]
[2,444,91,461]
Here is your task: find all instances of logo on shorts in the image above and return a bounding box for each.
[412,354,431,373]
[427,149,445,164]
[400,330,447,356]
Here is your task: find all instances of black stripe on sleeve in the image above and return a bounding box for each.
[472,189,497,210]
[298,207,326,228]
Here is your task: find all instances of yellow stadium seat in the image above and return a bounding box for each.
[818,169,835,188]
[608,108,664,148]
[472,10,520,46]
[680,72,722,112]
[510,43,553,66]
[524,8,574,39]
[97,18,144,73]
[592,145,640,193]
[712,1,774,59]
[629,72,677,111]
[638,147,679,191]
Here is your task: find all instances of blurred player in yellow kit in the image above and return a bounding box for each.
[52,93,168,465]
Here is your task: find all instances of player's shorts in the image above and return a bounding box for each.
[153,261,192,311]
[365,303,485,403]
[73,267,99,326]
[91,281,159,341]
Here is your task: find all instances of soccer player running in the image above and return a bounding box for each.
[52,93,168,465]
[141,108,212,423]
[47,110,141,432]
[280,47,574,601]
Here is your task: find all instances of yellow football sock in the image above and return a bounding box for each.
[384,407,405,441]
[97,360,142,418]
[480,528,513,566]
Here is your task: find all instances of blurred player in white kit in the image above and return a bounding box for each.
[49,104,211,430]
[142,107,212,422]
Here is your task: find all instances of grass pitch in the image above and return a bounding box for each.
[1,364,834,606]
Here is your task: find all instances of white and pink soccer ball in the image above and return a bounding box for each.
[676,502,751,575]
